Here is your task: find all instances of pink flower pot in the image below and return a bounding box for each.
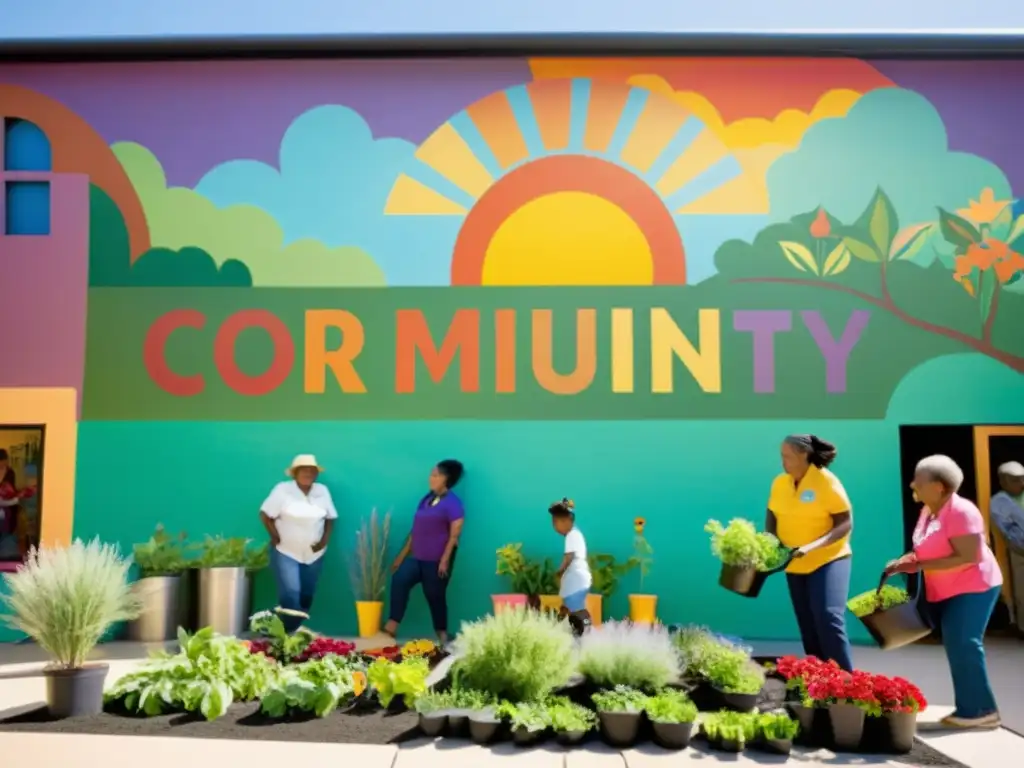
[492,594,528,614]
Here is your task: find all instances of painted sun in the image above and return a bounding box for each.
[384,79,771,287]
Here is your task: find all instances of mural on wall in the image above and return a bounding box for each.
[3,58,1023,421]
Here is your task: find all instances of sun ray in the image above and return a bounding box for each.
[674,173,769,214]
[504,84,546,160]
[583,81,632,153]
[414,122,494,199]
[620,91,692,174]
[385,174,468,215]
[526,79,572,151]
[665,155,743,212]
[655,129,730,198]
[568,79,591,150]
[606,88,649,161]
[643,118,705,185]
[467,91,530,170]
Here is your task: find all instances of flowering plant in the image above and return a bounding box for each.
[632,518,654,591]
[873,674,927,714]
[806,666,881,715]
[774,655,829,700]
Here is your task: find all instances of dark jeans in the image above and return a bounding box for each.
[929,585,1000,718]
[271,549,325,632]
[786,556,855,671]
[389,551,455,634]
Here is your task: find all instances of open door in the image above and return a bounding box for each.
[973,425,1024,606]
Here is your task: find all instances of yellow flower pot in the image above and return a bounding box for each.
[586,594,603,626]
[629,594,657,624]
[538,594,563,613]
[355,600,384,638]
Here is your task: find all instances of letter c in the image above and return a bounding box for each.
[143,309,206,397]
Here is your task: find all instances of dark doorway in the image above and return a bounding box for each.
[989,435,1024,492]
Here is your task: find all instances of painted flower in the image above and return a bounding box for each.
[809,207,831,238]
[633,517,646,534]
[953,238,1024,294]
[956,187,1013,224]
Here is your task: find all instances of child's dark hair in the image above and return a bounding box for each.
[548,497,575,519]
[436,459,464,488]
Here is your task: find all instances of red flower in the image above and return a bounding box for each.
[810,208,832,238]
[873,674,927,714]
[295,638,357,661]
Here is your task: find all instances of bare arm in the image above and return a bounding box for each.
[392,534,412,572]
[798,511,852,554]
[314,518,335,552]
[556,552,575,577]
[441,518,464,564]
[919,533,984,572]
[259,511,280,545]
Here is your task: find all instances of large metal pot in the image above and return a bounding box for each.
[127,575,185,642]
[196,567,252,635]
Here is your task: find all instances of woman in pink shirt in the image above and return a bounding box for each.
[887,455,1003,729]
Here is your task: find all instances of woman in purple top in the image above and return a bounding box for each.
[384,459,465,644]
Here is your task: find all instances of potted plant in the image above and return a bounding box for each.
[460,691,502,744]
[128,525,190,642]
[415,690,451,737]
[628,517,656,623]
[191,535,269,635]
[807,666,879,750]
[775,655,825,737]
[848,580,931,650]
[705,651,765,711]
[702,710,757,752]
[493,543,534,613]
[578,620,681,691]
[440,687,492,738]
[547,697,597,745]
[1,539,141,717]
[498,700,551,746]
[593,685,648,747]
[645,688,698,749]
[873,674,927,753]
[755,711,799,755]
[587,553,636,627]
[367,655,430,713]
[704,518,789,596]
[348,508,391,638]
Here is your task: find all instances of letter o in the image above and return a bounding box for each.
[213,310,294,396]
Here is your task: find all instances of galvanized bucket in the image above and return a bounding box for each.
[128,575,185,642]
[196,567,252,635]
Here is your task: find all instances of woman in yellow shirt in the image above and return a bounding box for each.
[766,434,854,671]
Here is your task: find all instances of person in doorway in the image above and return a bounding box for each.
[385,459,465,646]
[990,461,1024,549]
[259,454,338,632]
[549,498,592,634]
[766,434,855,671]
[887,455,1003,729]
[0,449,23,554]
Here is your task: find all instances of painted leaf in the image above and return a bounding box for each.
[979,269,998,323]
[778,241,819,274]
[843,237,880,263]
[868,189,898,257]
[938,208,982,250]
[889,223,934,261]
[1008,214,1024,246]
[822,243,851,276]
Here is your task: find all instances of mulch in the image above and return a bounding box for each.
[0,702,420,745]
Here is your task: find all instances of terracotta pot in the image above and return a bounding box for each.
[491,594,528,614]
[886,710,917,754]
[628,594,657,624]
[829,702,866,750]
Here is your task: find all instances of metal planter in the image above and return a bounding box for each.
[128,575,185,642]
[196,566,252,635]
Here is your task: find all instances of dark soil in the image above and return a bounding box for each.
[0,701,420,745]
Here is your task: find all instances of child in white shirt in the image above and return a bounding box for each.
[549,497,592,629]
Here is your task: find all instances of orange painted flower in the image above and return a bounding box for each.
[952,237,1024,294]
[809,207,831,238]
[956,188,1013,224]
[634,516,646,534]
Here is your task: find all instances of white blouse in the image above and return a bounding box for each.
[261,481,338,565]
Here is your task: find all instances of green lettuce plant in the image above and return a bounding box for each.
[702,710,758,744]
[546,697,597,733]
[367,656,429,708]
[496,700,551,732]
[644,688,698,724]
[260,654,361,718]
[592,685,649,713]
[704,650,765,695]
[757,711,800,741]
[249,610,316,663]
[705,519,786,571]
[847,585,910,618]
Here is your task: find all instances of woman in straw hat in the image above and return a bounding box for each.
[259,454,338,632]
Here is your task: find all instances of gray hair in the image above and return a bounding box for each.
[915,455,964,493]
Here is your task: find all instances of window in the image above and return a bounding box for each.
[2,117,52,236]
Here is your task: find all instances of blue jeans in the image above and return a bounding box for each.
[786,556,854,671]
[271,549,325,632]
[389,552,455,634]
[929,586,1000,718]
[562,589,589,612]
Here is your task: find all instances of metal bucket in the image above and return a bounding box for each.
[127,575,184,642]
[196,567,252,635]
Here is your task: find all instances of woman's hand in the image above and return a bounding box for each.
[391,556,405,574]
[884,553,919,575]
[311,540,326,554]
[438,555,451,578]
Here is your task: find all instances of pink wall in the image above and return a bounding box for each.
[0,173,89,402]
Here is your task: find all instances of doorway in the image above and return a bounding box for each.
[0,425,44,566]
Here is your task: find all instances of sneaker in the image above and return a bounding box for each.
[940,712,1001,729]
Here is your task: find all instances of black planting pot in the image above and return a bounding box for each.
[719,563,767,597]
[756,737,793,755]
[829,703,866,750]
[598,711,642,747]
[787,702,818,744]
[688,681,718,711]
[651,720,694,750]
[715,687,760,712]
[418,713,448,738]
[468,714,502,745]
[716,738,745,753]
[885,711,917,754]
[45,664,109,718]
[555,677,598,709]
[555,729,588,746]
[445,710,470,738]
[512,726,547,747]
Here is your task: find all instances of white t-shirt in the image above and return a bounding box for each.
[261,481,338,565]
[560,527,592,597]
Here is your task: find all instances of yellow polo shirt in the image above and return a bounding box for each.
[768,465,852,575]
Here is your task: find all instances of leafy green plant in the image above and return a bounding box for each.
[757,711,799,741]
[546,697,597,732]
[632,518,654,591]
[105,627,278,720]
[592,685,649,713]
[414,690,453,715]
[249,610,316,663]
[847,585,910,618]
[2,539,141,669]
[588,553,638,598]
[578,620,681,690]
[348,508,391,602]
[367,656,429,708]
[496,544,541,595]
[538,557,560,595]
[133,525,190,577]
[191,535,269,570]
[260,654,360,718]
[644,688,698,724]
[447,687,495,712]
[672,625,720,679]
[704,650,765,695]
[450,606,576,701]
[497,700,551,731]
[702,710,758,744]
[704,519,786,570]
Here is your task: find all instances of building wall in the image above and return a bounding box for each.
[2,58,1024,640]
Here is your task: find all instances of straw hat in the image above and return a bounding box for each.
[999,461,1024,477]
[286,454,324,477]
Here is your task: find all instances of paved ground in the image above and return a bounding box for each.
[1,637,1022,767]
